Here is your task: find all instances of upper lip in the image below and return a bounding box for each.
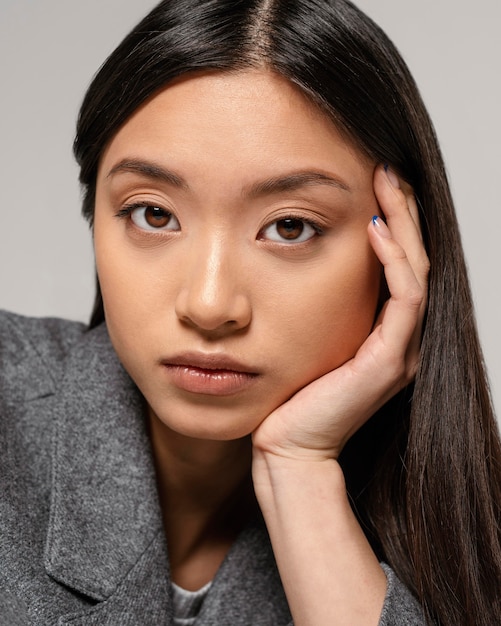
[161,352,258,374]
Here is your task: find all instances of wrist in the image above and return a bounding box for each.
[252,430,345,465]
[251,445,386,625]
[252,446,348,507]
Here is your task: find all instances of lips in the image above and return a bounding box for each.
[160,352,259,396]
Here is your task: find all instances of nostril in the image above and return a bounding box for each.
[175,290,252,334]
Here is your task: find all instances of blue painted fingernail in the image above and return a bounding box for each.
[384,164,400,189]
[372,215,391,238]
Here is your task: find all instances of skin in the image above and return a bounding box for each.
[95,71,381,442]
[94,70,429,623]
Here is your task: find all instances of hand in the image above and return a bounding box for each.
[252,164,430,461]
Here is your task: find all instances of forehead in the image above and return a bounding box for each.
[98,70,370,188]
[117,69,329,132]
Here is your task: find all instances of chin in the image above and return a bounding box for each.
[150,403,266,442]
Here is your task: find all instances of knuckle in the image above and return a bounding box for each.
[388,357,417,390]
[418,254,431,277]
[383,351,407,386]
[405,359,419,384]
[391,243,408,261]
[402,283,424,310]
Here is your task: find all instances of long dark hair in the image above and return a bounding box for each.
[74,1,501,623]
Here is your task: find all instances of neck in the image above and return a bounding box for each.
[148,409,256,589]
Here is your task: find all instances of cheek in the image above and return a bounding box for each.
[96,263,162,374]
[94,215,162,320]
[93,217,151,357]
[273,246,381,381]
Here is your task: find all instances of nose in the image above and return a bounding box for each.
[174,235,252,335]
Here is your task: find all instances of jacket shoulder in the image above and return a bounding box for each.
[0,310,86,401]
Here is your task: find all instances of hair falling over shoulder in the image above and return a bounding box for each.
[74,1,501,622]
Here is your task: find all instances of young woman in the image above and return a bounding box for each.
[1,1,500,625]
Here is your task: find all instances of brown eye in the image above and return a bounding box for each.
[144,206,171,228]
[276,218,305,240]
[129,205,180,231]
[260,217,318,243]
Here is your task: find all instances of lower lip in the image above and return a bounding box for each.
[162,365,258,396]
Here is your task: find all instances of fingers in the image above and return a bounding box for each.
[373,164,429,290]
[366,165,430,384]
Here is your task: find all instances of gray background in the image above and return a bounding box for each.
[0,0,499,416]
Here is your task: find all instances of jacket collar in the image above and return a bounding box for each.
[44,323,166,601]
[44,322,291,624]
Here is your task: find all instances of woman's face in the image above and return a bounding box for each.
[94,70,381,441]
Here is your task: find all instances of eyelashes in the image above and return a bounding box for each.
[258,216,324,243]
[115,204,180,232]
[115,203,325,244]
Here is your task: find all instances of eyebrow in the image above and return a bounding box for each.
[106,159,188,189]
[246,171,351,196]
[106,158,351,195]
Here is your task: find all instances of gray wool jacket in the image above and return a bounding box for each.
[0,310,426,625]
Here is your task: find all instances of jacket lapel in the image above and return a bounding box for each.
[44,324,170,615]
[56,532,173,625]
[44,323,291,625]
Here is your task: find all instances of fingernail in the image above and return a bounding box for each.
[372,215,391,238]
[384,163,400,189]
